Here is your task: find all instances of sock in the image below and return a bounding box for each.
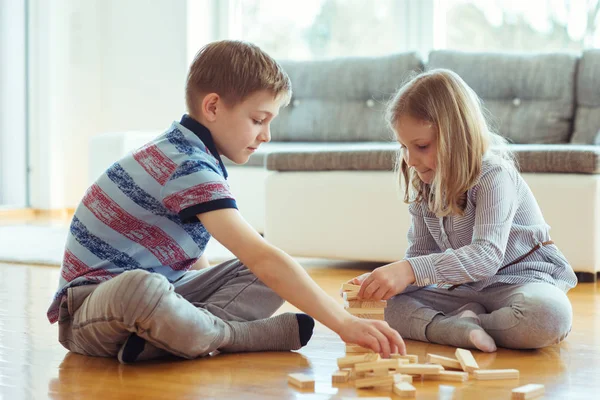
[117,333,170,364]
[426,308,497,353]
[219,312,314,353]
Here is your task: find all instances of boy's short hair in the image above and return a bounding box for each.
[186,40,292,114]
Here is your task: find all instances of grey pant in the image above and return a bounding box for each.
[385,282,573,349]
[57,259,284,359]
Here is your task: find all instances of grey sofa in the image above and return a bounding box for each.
[91,50,600,279]
[224,50,600,280]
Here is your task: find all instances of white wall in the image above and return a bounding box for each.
[28,0,191,209]
[0,0,27,206]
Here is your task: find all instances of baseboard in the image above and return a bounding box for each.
[575,271,599,283]
[0,208,74,221]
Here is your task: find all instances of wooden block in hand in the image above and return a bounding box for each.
[343,291,360,301]
[345,300,387,309]
[346,307,385,320]
[474,369,519,380]
[393,382,416,398]
[332,370,350,384]
[455,348,479,372]
[346,308,385,315]
[426,353,462,370]
[287,373,314,389]
[341,283,360,292]
[511,384,545,399]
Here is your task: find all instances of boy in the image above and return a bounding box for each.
[47,40,404,364]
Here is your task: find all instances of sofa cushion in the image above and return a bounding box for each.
[512,144,600,174]
[270,53,423,142]
[223,142,399,169]
[265,143,600,174]
[427,51,579,144]
[264,142,399,171]
[572,49,600,145]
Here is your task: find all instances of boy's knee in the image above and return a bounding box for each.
[115,270,172,325]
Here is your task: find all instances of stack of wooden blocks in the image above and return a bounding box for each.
[341,283,387,354]
[288,282,545,399]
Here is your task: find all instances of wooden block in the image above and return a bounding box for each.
[355,313,385,320]
[343,291,360,301]
[341,283,360,292]
[344,300,387,309]
[424,370,469,382]
[397,363,444,375]
[332,370,350,384]
[391,354,419,364]
[455,348,479,373]
[426,353,462,370]
[355,359,403,372]
[287,373,314,389]
[393,382,416,398]
[337,353,380,368]
[391,373,413,383]
[366,369,391,377]
[343,367,362,380]
[346,307,385,315]
[341,367,355,379]
[345,343,375,353]
[355,374,394,389]
[474,369,520,380]
[342,398,392,400]
[511,384,545,399]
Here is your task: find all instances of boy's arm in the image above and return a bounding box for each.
[190,253,210,270]
[197,208,405,356]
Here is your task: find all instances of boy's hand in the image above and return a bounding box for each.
[351,261,416,301]
[338,316,406,358]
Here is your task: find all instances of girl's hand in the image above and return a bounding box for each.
[357,261,416,300]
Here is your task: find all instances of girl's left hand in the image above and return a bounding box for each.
[357,261,416,300]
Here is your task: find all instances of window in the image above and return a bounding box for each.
[435,0,600,52]
[0,0,28,207]
[226,0,419,60]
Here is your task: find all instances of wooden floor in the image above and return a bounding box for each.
[0,258,598,400]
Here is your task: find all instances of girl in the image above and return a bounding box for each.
[348,69,577,352]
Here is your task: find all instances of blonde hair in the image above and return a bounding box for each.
[386,69,515,217]
[186,40,292,114]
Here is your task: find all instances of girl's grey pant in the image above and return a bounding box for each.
[57,259,284,359]
[385,282,573,349]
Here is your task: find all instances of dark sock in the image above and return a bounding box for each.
[220,312,314,353]
[118,333,146,364]
[296,313,315,346]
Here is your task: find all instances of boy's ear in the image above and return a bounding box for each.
[201,93,220,122]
